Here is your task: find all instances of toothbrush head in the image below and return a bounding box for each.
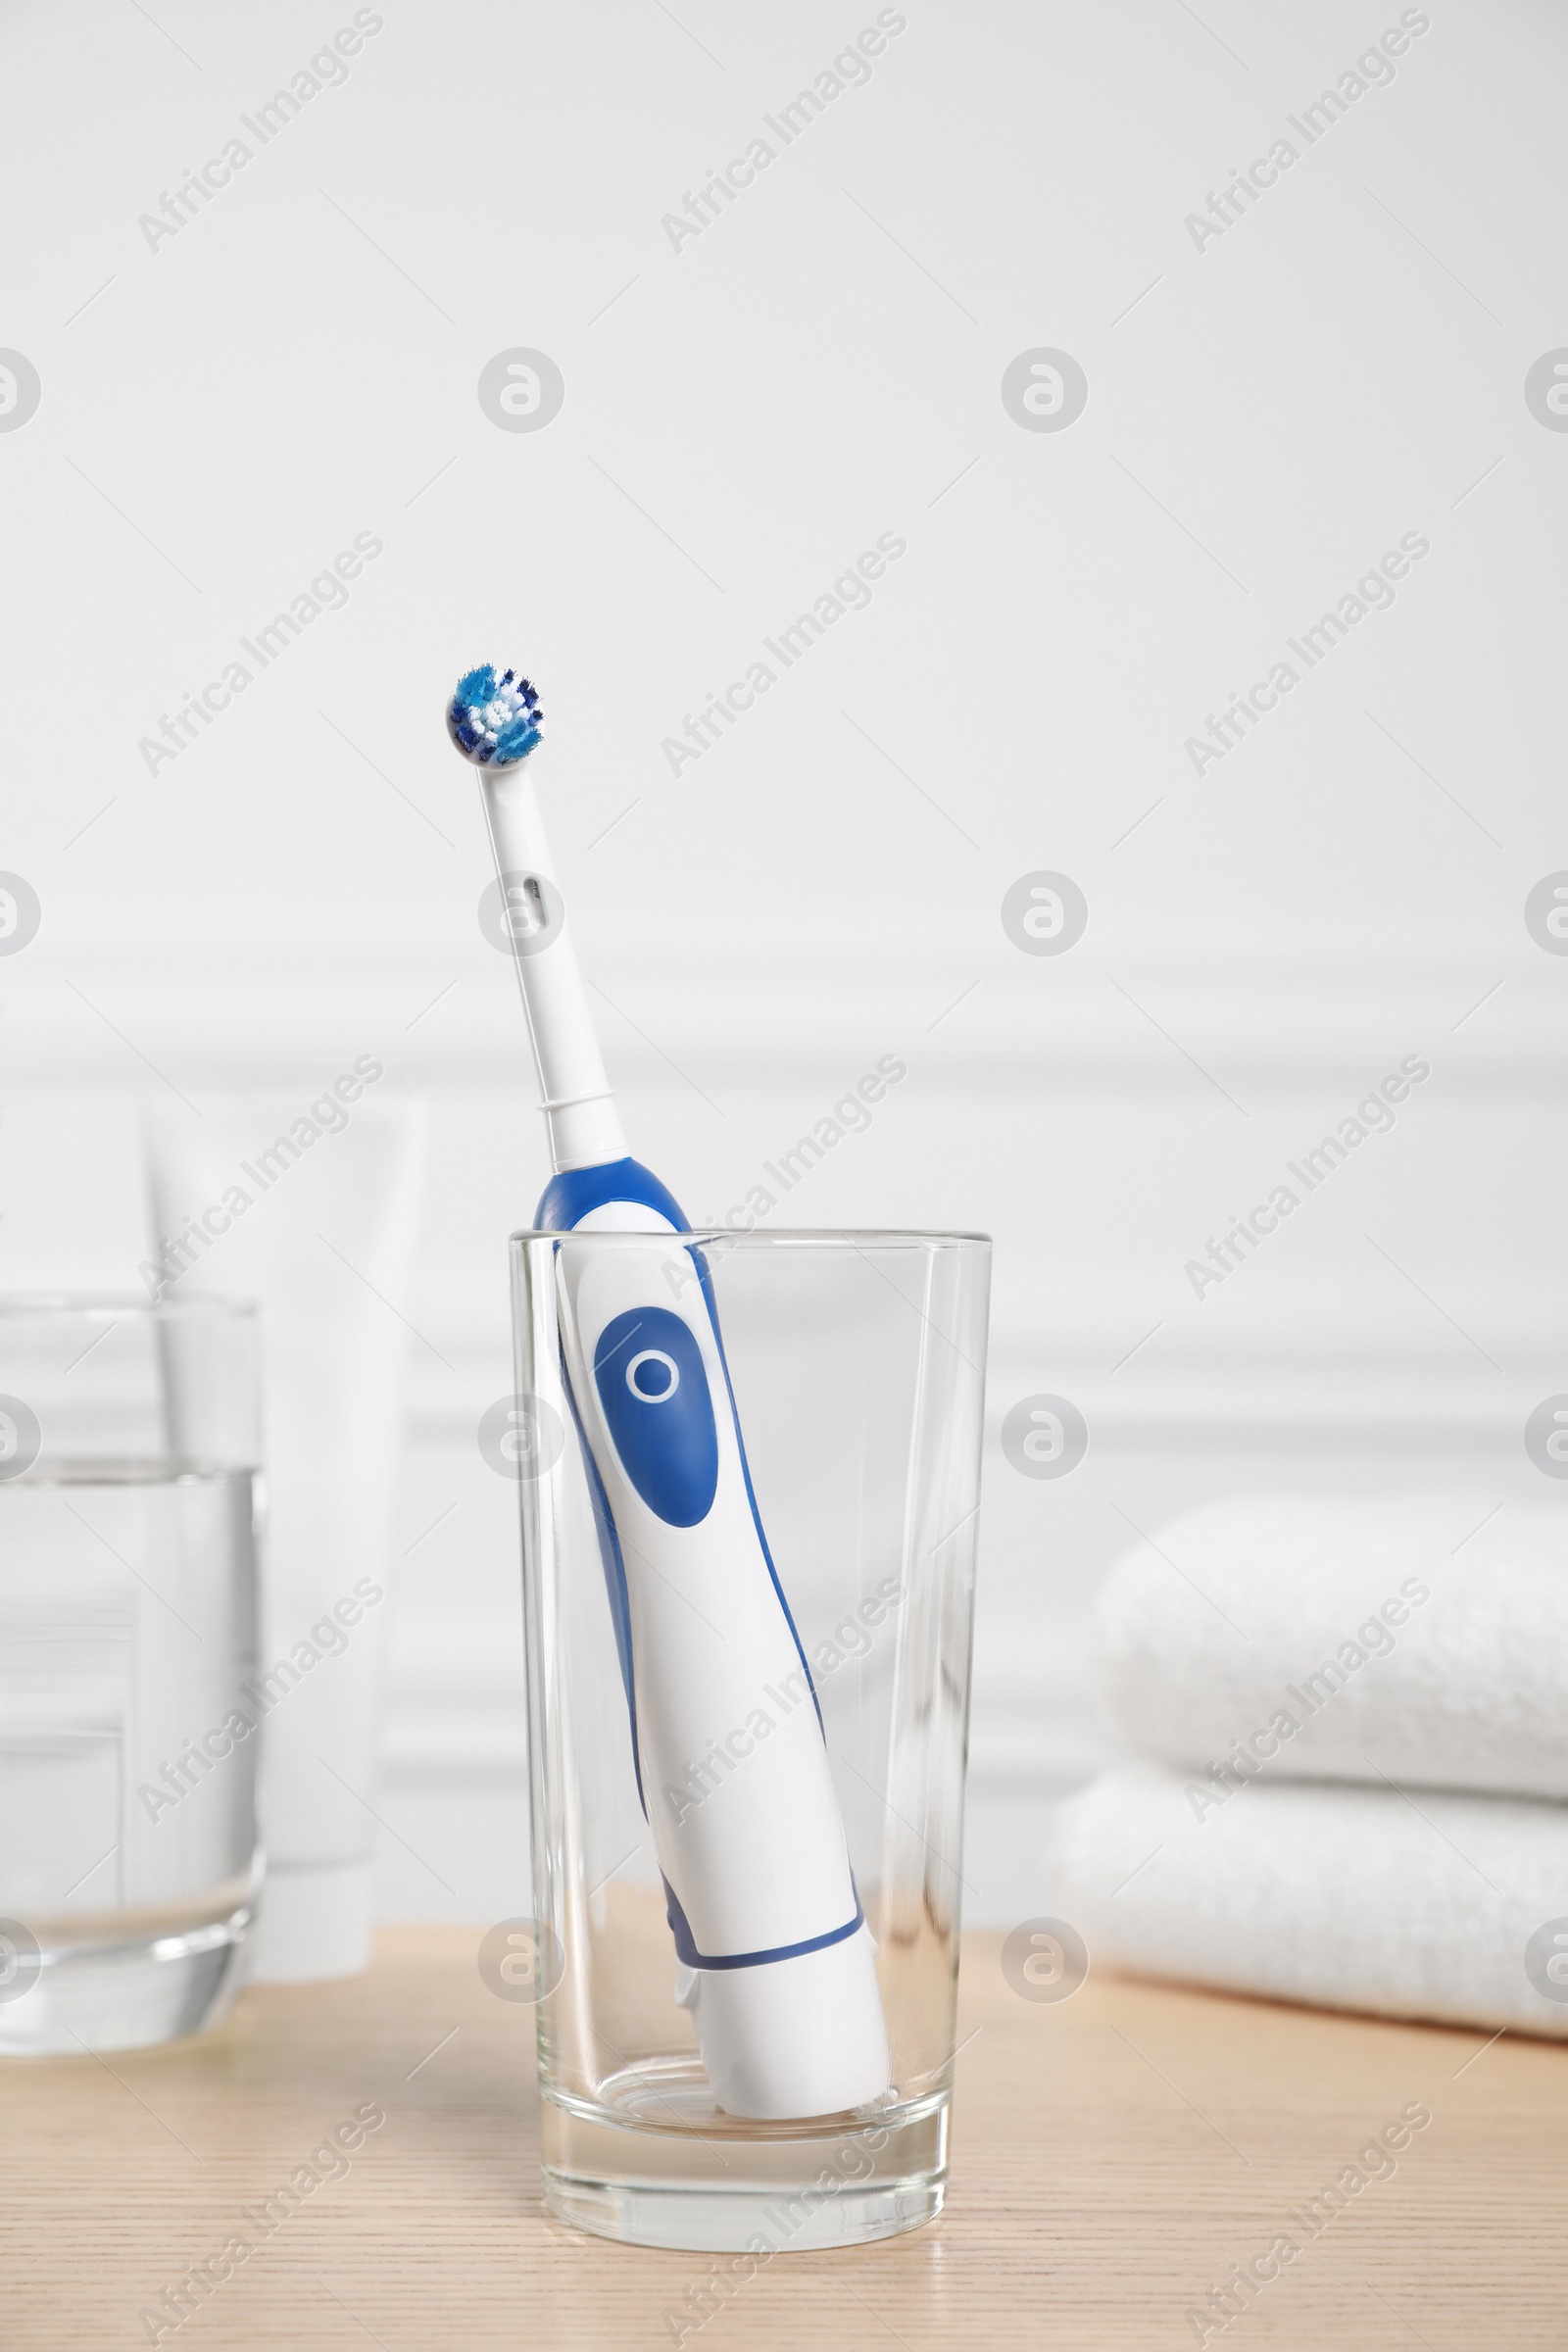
[447,665,545,766]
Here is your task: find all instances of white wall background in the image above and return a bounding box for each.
[3,0,1565,1927]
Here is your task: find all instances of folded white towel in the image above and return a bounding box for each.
[1047,1763,1568,2039]
[1096,1493,1568,1801]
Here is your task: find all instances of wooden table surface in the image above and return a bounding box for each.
[4,1926,1564,2349]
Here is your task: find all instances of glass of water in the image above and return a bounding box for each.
[0,1296,261,2052]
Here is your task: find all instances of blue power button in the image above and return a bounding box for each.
[592,1307,719,1527]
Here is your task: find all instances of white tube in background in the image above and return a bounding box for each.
[143,1074,424,1982]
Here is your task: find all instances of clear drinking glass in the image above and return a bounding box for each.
[0,1297,261,2052]
[509,1228,990,2251]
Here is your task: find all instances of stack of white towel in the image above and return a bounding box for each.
[1047,1493,1568,2039]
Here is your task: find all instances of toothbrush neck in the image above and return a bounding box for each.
[480,763,630,1174]
[549,1097,629,1171]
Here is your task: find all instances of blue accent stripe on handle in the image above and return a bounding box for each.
[534,1155,688,1234]
[662,1876,865,1971]
[558,1346,647,1816]
[691,1249,826,1738]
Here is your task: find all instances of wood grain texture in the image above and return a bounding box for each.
[3,1927,1565,2350]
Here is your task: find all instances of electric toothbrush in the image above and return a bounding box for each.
[447,665,891,2119]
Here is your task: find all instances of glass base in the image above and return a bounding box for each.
[0,1912,250,2055]
[543,2168,944,2251]
[540,2091,948,2252]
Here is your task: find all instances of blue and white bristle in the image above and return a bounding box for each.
[447,665,544,766]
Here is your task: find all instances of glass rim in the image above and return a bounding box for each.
[0,1292,257,1322]
[510,1227,991,1249]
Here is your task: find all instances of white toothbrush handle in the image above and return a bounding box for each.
[478,761,627,1172]
[559,1236,892,2118]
